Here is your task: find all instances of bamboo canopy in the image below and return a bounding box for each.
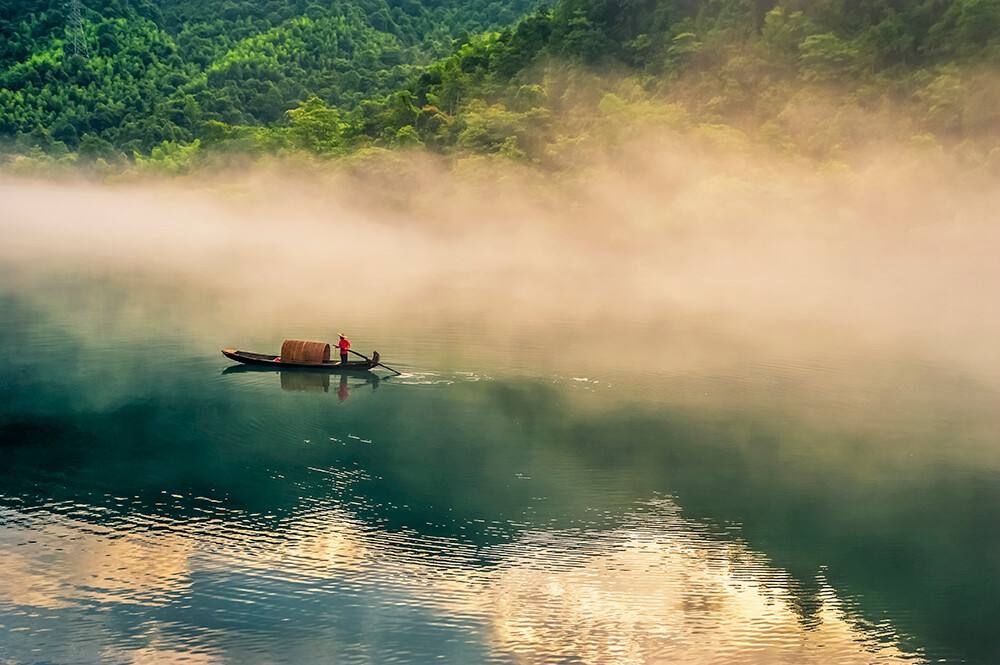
[280,339,331,364]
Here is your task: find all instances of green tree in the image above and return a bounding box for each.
[286,95,345,154]
[798,33,863,81]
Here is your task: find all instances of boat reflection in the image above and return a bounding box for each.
[221,363,382,397]
[282,369,330,393]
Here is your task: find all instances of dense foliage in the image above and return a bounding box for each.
[2,0,999,173]
[0,0,538,157]
[365,0,1000,162]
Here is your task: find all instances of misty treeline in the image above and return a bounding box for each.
[2,0,999,175]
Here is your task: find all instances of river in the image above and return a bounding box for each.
[1,271,998,665]
[3,169,1000,664]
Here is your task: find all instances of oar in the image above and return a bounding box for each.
[348,348,403,376]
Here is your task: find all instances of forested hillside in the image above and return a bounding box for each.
[0,0,539,156]
[377,0,1000,165]
[2,0,999,173]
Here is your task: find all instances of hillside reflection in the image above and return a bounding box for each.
[1,293,999,663]
[1,495,921,664]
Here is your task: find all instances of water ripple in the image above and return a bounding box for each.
[0,493,933,665]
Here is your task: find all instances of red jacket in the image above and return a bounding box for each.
[338,338,350,354]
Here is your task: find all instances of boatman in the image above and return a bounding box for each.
[338,334,351,365]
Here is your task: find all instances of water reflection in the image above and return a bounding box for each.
[1,497,921,664]
[1,289,999,664]
[286,370,331,393]
[220,364,383,397]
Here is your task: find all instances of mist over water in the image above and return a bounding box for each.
[3,135,999,378]
[2,135,1000,664]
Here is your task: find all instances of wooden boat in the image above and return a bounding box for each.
[222,339,381,371]
[221,349,376,370]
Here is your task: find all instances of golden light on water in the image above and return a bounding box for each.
[0,497,920,664]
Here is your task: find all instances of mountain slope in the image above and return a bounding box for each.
[2,0,999,169]
[0,0,540,154]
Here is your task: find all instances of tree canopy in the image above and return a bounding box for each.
[0,0,539,156]
[2,0,999,172]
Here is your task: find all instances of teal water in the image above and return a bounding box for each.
[1,277,999,665]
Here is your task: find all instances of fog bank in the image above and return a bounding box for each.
[2,133,999,382]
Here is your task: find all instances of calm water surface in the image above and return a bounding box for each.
[1,279,999,665]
